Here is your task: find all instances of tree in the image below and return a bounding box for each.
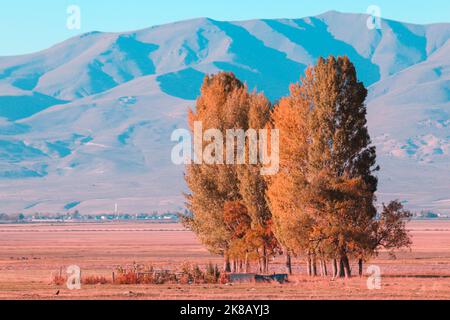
[302,56,380,278]
[266,79,312,274]
[185,72,279,273]
[184,72,247,271]
[372,201,412,255]
[223,200,253,271]
[237,92,279,273]
[267,56,380,278]
[186,64,412,279]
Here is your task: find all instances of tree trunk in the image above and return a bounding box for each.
[342,255,351,278]
[245,252,250,273]
[358,259,363,277]
[257,248,262,273]
[338,258,345,278]
[319,259,323,276]
[263,258,267,274]
[312,255,318,277]
[285,252,292,275]
[306,254,312,276]
[224,255,231,273]
[262,246,268,274]
[320,259,328,277]
[332,259,338,279]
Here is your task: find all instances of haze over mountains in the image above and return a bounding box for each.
[0,11,449,214]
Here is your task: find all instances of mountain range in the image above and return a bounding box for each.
[0,11,449,214]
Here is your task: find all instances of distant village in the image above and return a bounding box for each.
[0,210,183,224]
[414,211,448,219]
[0,209,447,224]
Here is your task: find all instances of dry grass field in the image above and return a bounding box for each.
[0,221,449,300]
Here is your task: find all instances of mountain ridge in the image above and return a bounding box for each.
[0,11,449,214]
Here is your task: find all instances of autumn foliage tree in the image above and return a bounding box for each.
[184,73,244,271]
[184,72,278,272]
[267,56,411,278]
[371,201,413,256]
[223,201,256,272]
[266,81,312,274]
[185,59,411,278]
[237,93,280,272]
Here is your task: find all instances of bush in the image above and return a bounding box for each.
[52,274,66,286]
[114,269,139,285]
[205,263,220,283]
[52,271,110,286]
[85,262,224,286]
[219,272,230,284]
[82,275,109,285]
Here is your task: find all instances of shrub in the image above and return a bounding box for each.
[115,269,139,285]
[219,272,230,284]
[52,274,66,286]
[82,275,109,285]
[205,263,221,283]
[108,262,223,285]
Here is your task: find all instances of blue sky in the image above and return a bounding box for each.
[0,0,449,56]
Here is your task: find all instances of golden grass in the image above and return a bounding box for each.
[0,221,449,300]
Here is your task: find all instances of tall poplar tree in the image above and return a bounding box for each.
[185,72,278,272]
[266,81,313,274]
[185,72,247,271]
[304,56,378,278]
[268,56,380,278]
[237,92,279,272]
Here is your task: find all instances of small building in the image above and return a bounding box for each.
[228,273,288,284]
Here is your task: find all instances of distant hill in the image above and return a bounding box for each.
[0,11,449,214]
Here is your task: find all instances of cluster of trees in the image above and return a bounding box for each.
[183,56,412,278]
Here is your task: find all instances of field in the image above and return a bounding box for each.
[0,221,449,300]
